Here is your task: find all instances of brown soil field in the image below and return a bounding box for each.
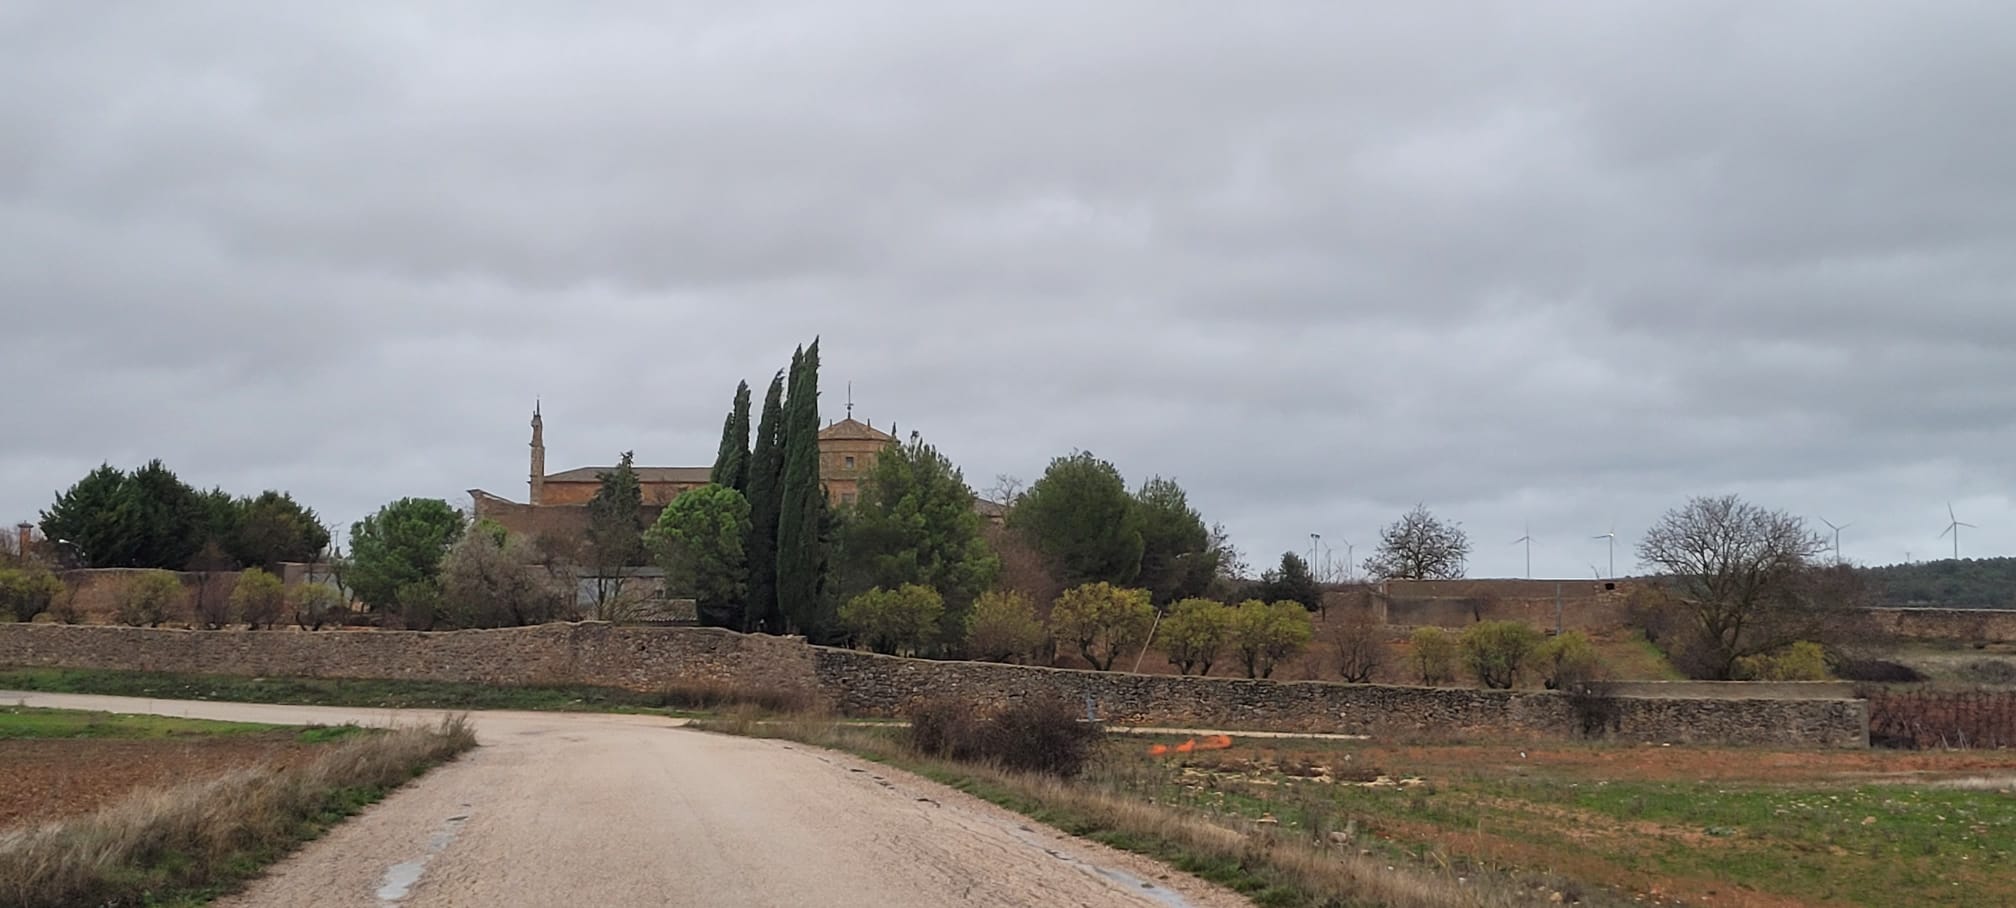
[0,732,326,830]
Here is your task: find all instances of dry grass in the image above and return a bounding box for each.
[653,677,818,714]
[0,716,477,908]
[695,709,1537,907]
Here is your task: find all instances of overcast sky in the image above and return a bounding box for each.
[4,2,2014,580]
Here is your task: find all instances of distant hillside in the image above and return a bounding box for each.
[1860,557,2016,609]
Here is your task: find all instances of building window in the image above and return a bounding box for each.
[844,455,856,469]
[841,492,857,506]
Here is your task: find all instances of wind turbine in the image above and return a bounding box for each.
[1819,517,1851,565]
[1939,503,1976,561]
[1510,524,1534,579]
[1592,524,1617,579]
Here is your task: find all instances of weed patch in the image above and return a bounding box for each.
[0,667,670,714]
[0,715,475,907]
[0,706,285,740]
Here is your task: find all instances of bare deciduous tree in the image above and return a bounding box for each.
[1327,609,1386,683]
[1362,505,1469,581]
[1636,494,1848,680]
[984,474,1026,508]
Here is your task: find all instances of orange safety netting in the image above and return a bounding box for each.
[1146,734,1232,756]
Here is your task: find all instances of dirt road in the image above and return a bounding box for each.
[3,691,1247,908]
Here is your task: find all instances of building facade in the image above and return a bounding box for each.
[470,404,899,542]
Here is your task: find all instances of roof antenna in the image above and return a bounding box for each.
[846,381,854,420]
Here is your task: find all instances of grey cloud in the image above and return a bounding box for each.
[4,1,2015,580]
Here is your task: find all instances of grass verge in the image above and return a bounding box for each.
[0,667,814,717]
[0,714,477,908]
[693,709,1562,908]
[0,705,289,740]
[0,666,670,714]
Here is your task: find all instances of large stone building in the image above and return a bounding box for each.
[470,403,900,542]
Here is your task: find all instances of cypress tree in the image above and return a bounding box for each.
[742,371,788,633]
[776,340,828,635]
[709,380,752,493]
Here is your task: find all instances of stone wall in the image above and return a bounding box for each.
[0,623,1867,748]
[0,622,820,700]
[469,490,668,545]
[1867,607,2016,643]
[810,648,1865,748]
[1322,587,1631,633]
[1378,579,1632,600]
[1598,680,1859,700]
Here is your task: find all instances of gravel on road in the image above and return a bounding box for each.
[2,691,1250,908]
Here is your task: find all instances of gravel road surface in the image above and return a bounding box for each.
[4,691,1249,908]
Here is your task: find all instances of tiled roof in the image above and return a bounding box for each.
[818,418,897,442]
[543,466,714,484]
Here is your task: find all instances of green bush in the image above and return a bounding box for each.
[1410,627,1458,685]
[1460,620,1544,689]
[964,589,1047,663]
[115,571,185,627]
[1536,630,1603,689]
[839,584,945,655]
[1735,641,1831,681]
[0,565,65,622]
[230,568,287,630]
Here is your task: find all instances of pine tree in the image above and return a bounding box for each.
[742,371,788,633]
[709,381,752,493]
[776,340,828,635]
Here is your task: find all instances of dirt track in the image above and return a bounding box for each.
[2,692,1248,908]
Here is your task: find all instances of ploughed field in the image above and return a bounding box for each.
[1098,734,2016,907]
[0,706,358,829]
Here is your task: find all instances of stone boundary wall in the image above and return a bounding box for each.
[1599,680,1858,700]
[811,648,1866,748]
[1377,579,1631,600]
[1322,588,1630,633]
[0,622,821,700]
[0,623,1866,748]
[1867,607,2016,643]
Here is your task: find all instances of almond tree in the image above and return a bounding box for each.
[1363,505,1470,581]
[1049,582,1154,671]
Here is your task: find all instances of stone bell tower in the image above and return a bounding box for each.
[529,400,546,505]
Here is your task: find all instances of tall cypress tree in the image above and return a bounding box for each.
[709,380,752,493]
[776,340,827,636]
[742,371,788,633]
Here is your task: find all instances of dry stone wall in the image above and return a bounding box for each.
[809,648,1865,748]
[0,623,1865,748]
[0,622,821,701]
[1866,608,2016,643]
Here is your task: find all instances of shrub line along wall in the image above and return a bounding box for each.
[0,623,1867,748]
